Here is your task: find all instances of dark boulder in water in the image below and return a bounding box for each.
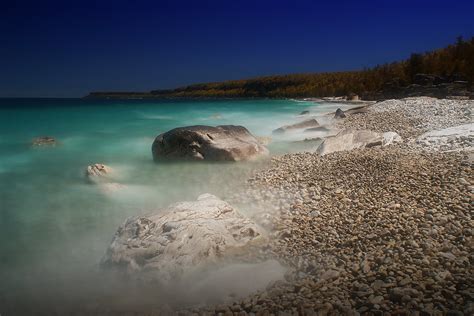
[31,136,57,147]
[152,125,268,161]
[299,110,310,115]
[334,108,346,119]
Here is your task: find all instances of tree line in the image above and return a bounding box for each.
[88,37,474,99]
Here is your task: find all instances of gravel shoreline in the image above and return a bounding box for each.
[191,97,473,315]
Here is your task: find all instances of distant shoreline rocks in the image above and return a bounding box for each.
[152,125,269,161]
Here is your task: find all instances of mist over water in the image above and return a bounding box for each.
[0,98,345,313]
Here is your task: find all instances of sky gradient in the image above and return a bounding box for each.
[1,0,473,97]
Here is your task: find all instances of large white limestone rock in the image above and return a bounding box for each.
[101,194,266,282]
[316,129,402,155]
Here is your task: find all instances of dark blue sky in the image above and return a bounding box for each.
[1,0,473,97]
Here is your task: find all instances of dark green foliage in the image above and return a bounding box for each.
[88,37,474,99]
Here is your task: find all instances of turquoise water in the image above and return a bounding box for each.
[0,98,340,312]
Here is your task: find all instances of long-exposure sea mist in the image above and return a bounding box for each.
[0,98,352,314]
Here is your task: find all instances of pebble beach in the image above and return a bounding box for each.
[192,97,474,315]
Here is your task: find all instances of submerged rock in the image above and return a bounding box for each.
[99,182,127,194]
[85,163,113,183]
[152,125,268,161]
[85,163,126,193]
[316,129,402,155]
[256,136,272,146]
[273,119,320,134]
[31,136,57,147]
[101,194,266,282]
[299,110,310,115]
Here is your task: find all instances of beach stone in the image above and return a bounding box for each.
[273,119,320,134]
[334,108,346,119]
[319,269,340,282]
[152,125,269,161]
[382,132,403,146]
[31,136,57,147]
[316,129,397,155]
[101,194,266,282]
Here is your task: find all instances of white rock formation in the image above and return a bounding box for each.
[273,119,320,134]
[101,194,266,282]
[416,123,474,152]
[316,129,402,155]
[382,131,403,146]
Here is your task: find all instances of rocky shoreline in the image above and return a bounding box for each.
[72,96,473,316]
[186,97,473,315]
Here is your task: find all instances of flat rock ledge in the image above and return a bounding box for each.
[152,125,269,161]
[416,123,474,152]
[316,129,402,155]
[101,194,266,283]
[273,119,320,134]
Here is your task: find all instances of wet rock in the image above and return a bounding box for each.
[31,136,57,147]
[304,126,331,133]
[273,119,320,134]
[334,108,346,119]
[85,163,113,183]
[256,136,272,146]
[101,194,266,282]
[316,130,400,155]
[152,125,269,161]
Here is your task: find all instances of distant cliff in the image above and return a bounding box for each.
[86,37,474,100]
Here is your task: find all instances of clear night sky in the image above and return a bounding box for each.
[1,0,473,97]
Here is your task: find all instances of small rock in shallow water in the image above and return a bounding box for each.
[85,163,113,183]
[31,136,57,147]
